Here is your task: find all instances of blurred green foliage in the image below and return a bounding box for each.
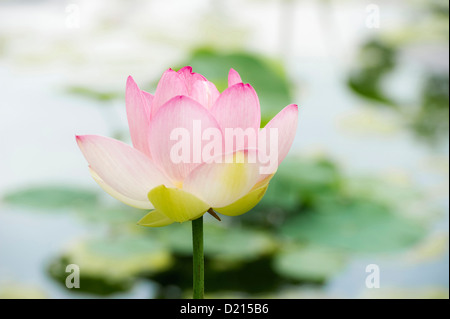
[3,26,442,295]
[2,156,431,297]
[65,86,121,102]
[348,40,397,106]
[281,201,425,253]
[273,245,346,282]
[3,186,99,210]
[412,73,449,142]
[347,2,449,144]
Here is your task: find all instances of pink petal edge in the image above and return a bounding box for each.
[258,103,298,170]
[210,82,261,132]
[126,76,153,157]
[76,135,173,203]
[228,68,243,87]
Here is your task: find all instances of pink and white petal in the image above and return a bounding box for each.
[252,173,275,190]
[190,80,220,109]
[76,135,173,203]
[183,150,260,208]
[177,66,206,92]
[90,168,154,209]
[148,96,223,183]
[228,68,243,87]
[152,69,188,117]
[210,83,261,132]
[258,104,298,173]
[126,76,153,157]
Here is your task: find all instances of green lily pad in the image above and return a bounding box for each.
[273,245,347,282]
[2,186,99,210]
[65,85,121,102]
[280,200,427,253]
[205,224,276,262]
[56,235,173,281]
[347,39,397,106]
[157,222,276,262]
[254,158,341,216]
[48,256,134,296]
[0,284,47,299]
[75,205,145,225]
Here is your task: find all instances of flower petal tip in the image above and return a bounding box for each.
[75,135,84,144]
[126,75,136,85]
[178,66,193,73]
[228,68,243,87]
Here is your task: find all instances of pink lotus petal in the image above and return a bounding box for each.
[210,83,261,132]
[228,68,243,87]
[183,150,260,208]
[126,76,153,157]
[76,135,173,203]
[259,104,298,169]
[177,66,206,92]
[190,80,220,109]
[148,95,223,183]
[90,168,154,209]
[152,69,188,117]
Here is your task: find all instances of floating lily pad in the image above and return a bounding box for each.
[0,284,47,299]
[75,205,145,225]
[347,39,397,106]
[263,158,341,209]
[65,85,121,102]
[48,256,134,296]
[54,235,173,281]
[273,245,347,282]
[2,186,99,210]
[280,200,427,253]
[157,222,276,262]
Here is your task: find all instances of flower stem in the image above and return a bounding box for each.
[192,216,204,299]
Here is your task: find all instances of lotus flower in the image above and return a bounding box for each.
[76,66,298,227]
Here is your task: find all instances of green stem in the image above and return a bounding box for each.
[192,216,204,299]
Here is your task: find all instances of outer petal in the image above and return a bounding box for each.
[126,76,153,157]
[258,104,298,174]
[190,80,220,109]
[177,66,206,92]
[214,173,272,216]
[152,69,188,117]
[147,185,209,222]
[214,185,268,217]
[183,150,260,208]
[89,168,153,209]
[210,82,261,132]
[148,95,223,183]
[228,68,243,87]
[137,210,174,227]
[76,135,173,204]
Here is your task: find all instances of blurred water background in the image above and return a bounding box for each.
[0,0,448,298]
